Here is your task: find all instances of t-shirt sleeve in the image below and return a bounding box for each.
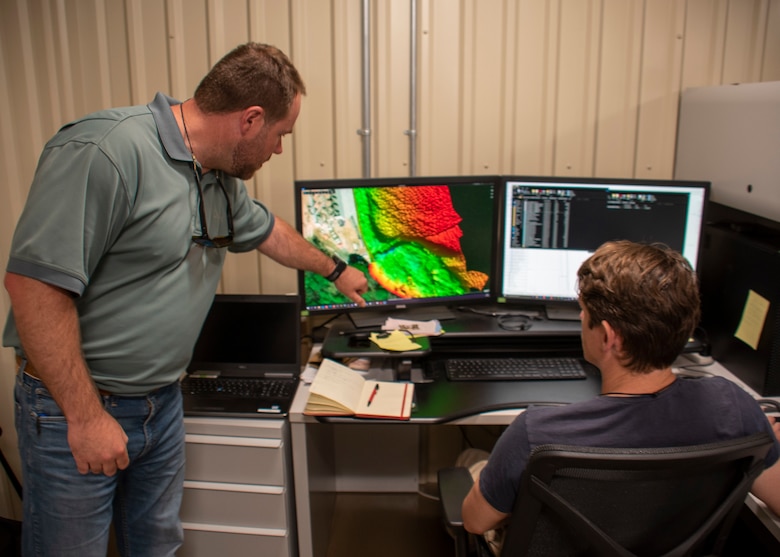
[7,140,131,296]
[479,412,533,513]
[717,379,780,468]
[226,180,275,253]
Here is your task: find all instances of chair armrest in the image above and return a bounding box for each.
[438,466,475,528]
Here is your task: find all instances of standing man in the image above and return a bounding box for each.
[461,241,780,550]
[4,42,367,556]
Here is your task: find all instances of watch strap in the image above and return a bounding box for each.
[325,255,347,282]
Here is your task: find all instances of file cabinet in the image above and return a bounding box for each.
[179,417,296,557]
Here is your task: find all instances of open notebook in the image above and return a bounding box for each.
[181,294,301,417]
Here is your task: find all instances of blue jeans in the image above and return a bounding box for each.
[14,366,185,557]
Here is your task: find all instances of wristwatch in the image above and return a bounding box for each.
[325,255,347,282]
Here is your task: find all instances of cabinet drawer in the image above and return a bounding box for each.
[184,416,287,440]
[181,481,289,529]
[180,525,290,557]
[185,434,284,485]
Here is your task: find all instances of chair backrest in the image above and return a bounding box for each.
[500,433,773,557]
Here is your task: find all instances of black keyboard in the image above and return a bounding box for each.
[181,376,297,399]
[445,357,587,381]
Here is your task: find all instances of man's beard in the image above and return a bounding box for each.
[229,137,263,180]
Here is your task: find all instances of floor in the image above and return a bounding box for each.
[325,492,454,557]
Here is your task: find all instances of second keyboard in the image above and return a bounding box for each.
[445,357,587,381]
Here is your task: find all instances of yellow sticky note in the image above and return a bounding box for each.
[370,330,422,352]
[734,290,770,350]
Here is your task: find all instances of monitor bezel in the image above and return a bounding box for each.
[496,175,711,306]
[294,174,502,317]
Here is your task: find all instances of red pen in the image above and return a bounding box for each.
[367,383,380,406]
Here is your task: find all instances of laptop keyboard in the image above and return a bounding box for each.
[181,376,298,399]
[445,356,587,381]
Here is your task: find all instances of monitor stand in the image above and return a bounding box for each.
[347,305,459,329]
[545,302,581,321]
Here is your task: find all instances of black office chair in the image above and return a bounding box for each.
[438,433,773,557]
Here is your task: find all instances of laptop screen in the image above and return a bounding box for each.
[187,294,301,378]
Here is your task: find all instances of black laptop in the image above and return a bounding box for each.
[181,294,302,417]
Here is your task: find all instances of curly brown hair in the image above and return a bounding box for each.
[194,42,306,123]
[577,240,700,372]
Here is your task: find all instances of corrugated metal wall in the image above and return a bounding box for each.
[1,0,779,518]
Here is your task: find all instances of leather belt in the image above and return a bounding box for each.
[16,355,113,396]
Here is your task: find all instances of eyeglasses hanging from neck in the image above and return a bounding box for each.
[191,169,234,249]
[180,101,234,248]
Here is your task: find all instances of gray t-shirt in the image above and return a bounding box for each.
[480,376,780,513]
[4,93,275,394]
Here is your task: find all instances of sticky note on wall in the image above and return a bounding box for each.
[734,290,770,350]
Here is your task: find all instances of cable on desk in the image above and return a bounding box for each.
[674,354,716,378]
[456,306,541,331]
[306,312,348,343]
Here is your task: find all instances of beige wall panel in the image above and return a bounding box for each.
[166,0,190,98]
[291,0,338,180]
[375,0,413,178]
[105,0,133,107]
[331,0,365,179]
[722,0,769,84]
[61,0,90,111]
[208,0,250,58]
[254,2,299,295]
[497,0,519,174]
[679,0,728,88]
[125,0,171,104]
[220,2,299,295]
[249,1,300,294]
[165,0,212,101]
[0,17,23,518]
[248,0,299,217]
[765,0,780,79]
[1,0,38,349]
[27,1,68,133]
[418,1,463,176]
[461,0,507,175]
[3,0,45,186]
[554,0,600,177]
[509,0,558,175]
[0,47,26,229]
[634,0,685,179]
[200,0,258,295]
[64,0,112,114]
[593,0,643,178]
[421,1,473,176]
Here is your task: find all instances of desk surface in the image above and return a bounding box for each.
[289,352,780,531]
[399,365,602,423]
[290,355,602,424]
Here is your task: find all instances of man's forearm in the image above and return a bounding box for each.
[257,217,337,275]
[257,217,368,306]
[4,272,104,423]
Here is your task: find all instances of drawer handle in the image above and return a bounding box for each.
[183,480,284,494]
[185,434,282,449]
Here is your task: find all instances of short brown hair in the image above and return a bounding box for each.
[194,42,306,123]
[577,240,700,372]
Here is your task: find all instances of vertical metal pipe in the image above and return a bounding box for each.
[407,0,418,176]
[359,0,371,177]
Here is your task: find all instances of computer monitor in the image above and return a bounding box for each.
[499,176,710,319]
[295,175,500,321]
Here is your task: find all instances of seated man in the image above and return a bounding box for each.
[462,240,780,550]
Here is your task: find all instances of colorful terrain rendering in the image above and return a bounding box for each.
[301,184,489,308]
[353,186,488,298]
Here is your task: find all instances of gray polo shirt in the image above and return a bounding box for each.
[4,93,275,394]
